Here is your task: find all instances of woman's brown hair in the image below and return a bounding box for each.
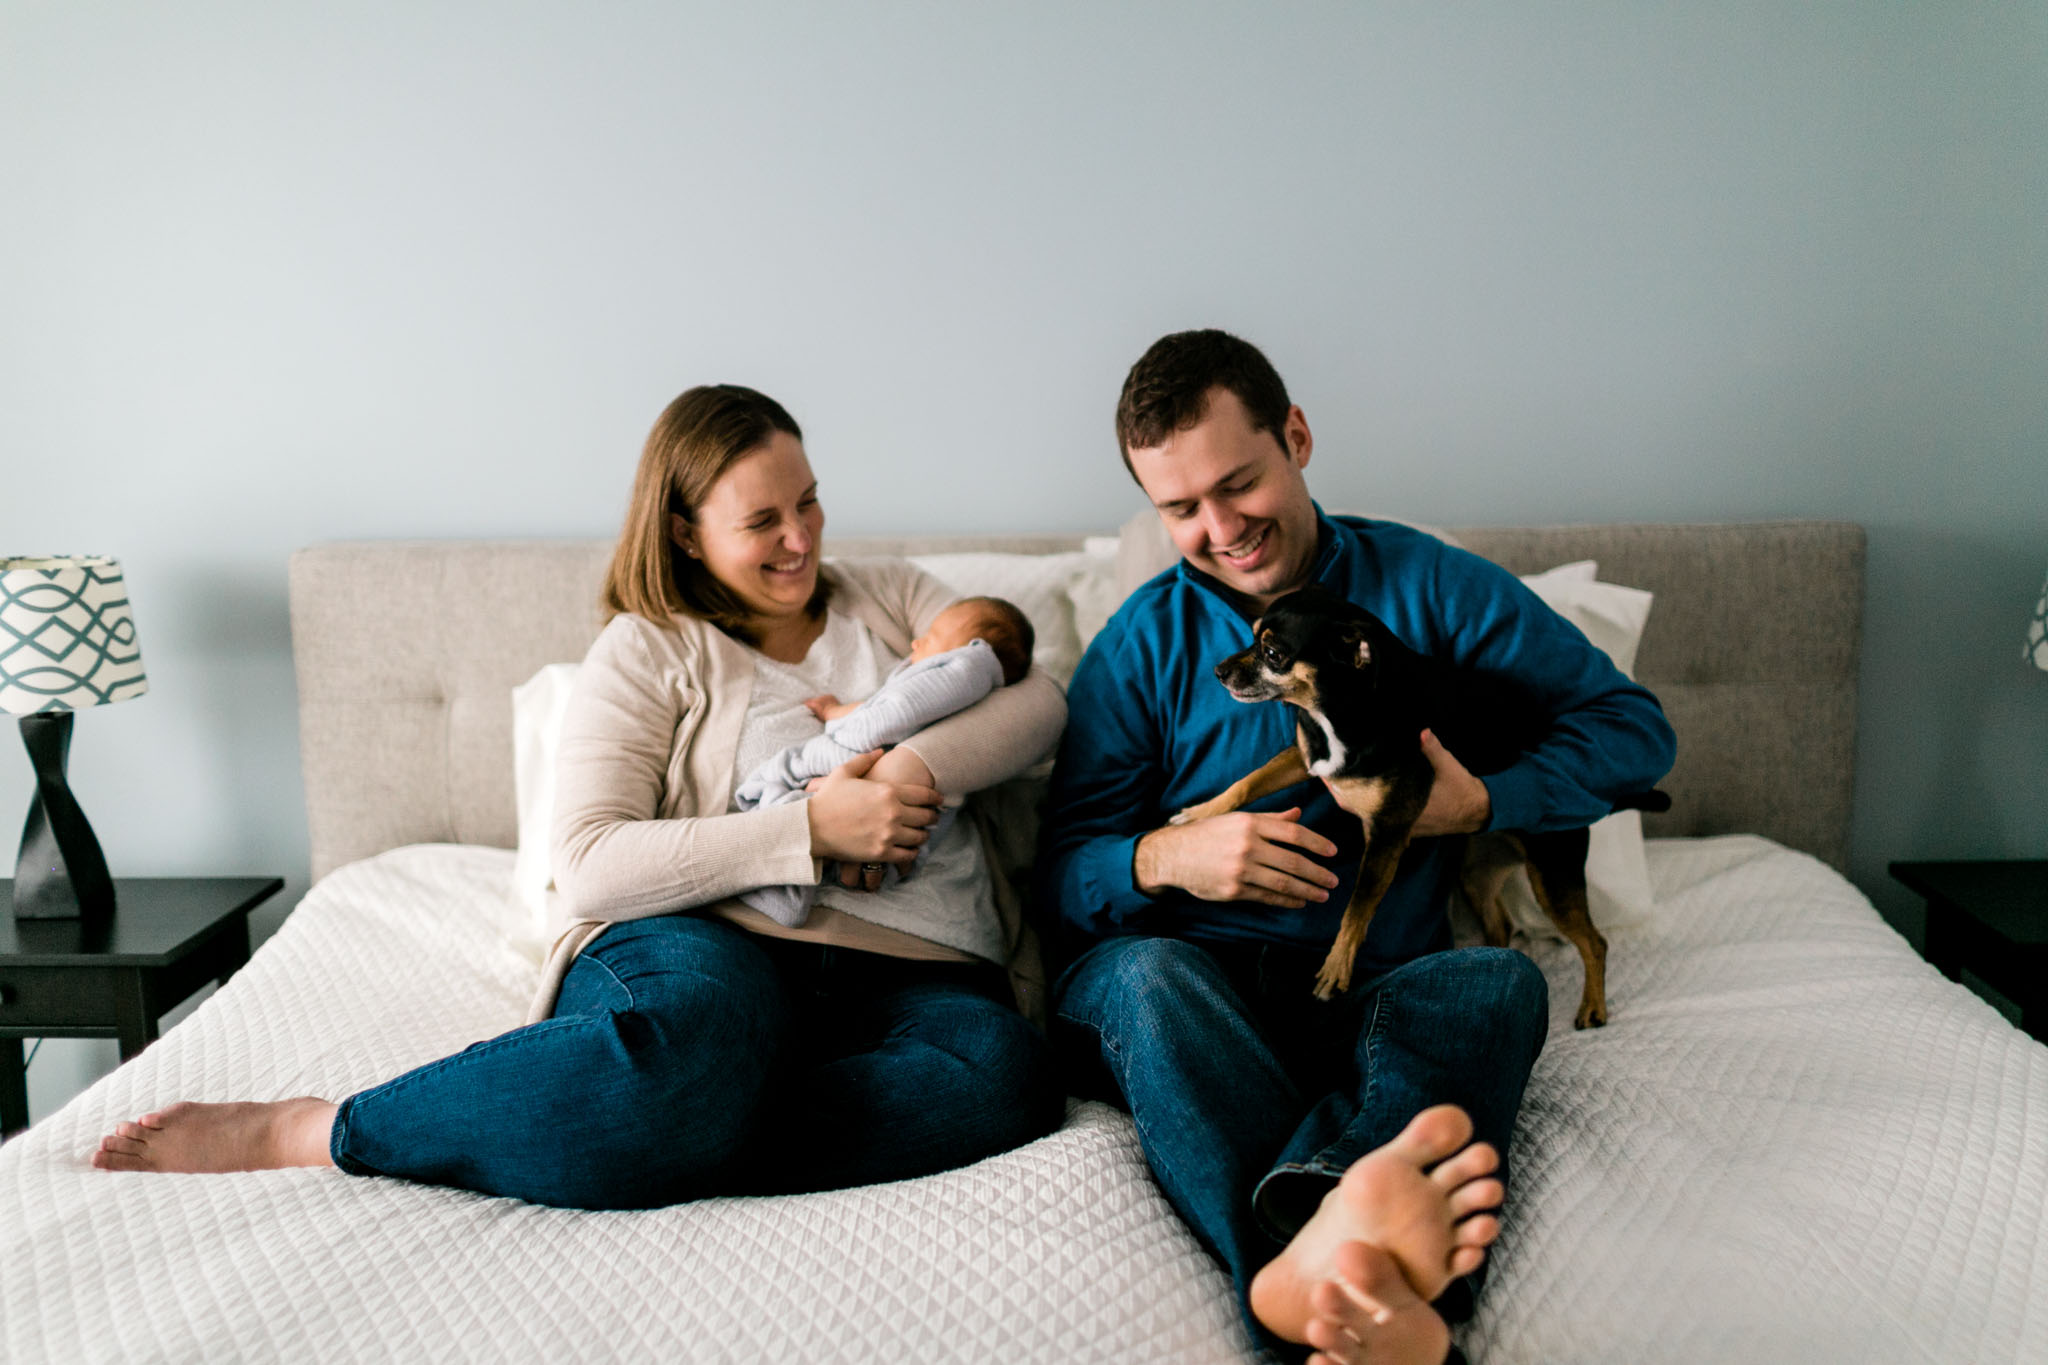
[602,385,827,638]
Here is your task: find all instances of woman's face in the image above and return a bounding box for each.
[671,430,824,628]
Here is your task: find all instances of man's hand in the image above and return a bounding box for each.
[1408,729,1491,838]
[1133,807,1340,909]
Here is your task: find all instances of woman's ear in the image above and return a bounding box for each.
[668,513,698,558]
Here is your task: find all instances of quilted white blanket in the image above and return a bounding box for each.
[4,838,2044,1364]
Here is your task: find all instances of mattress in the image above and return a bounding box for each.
[4,838,2044,1364]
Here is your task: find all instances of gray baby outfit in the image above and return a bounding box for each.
[734,638,1007,926]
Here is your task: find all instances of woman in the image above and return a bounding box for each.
[92,385,1066,1208]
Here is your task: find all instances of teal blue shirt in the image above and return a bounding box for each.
[1037,509,1677,970]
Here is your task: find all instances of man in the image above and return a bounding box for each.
[1039,330,1676,1363]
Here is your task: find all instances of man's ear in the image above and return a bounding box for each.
[668,513,698,558]
[1284,404,1313,472]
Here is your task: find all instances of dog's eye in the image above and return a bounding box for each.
[1261,642,1284,667]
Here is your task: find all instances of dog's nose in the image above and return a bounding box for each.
[1214,661,1230,680]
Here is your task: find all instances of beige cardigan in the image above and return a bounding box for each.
[529,557,1067,1022]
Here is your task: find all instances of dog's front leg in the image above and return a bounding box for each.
[1314,829,1415,999]
[1170,746,1309,825]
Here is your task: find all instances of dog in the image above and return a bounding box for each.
[1169,584,1669,1027]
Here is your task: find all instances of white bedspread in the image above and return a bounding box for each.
[5,838,2044,1364]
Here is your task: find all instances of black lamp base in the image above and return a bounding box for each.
[14,711,116,921]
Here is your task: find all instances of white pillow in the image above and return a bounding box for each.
[511,662,579,941]
[1072,537,1125,651]
[1483,560,1658,940]
[907,548,1113,687]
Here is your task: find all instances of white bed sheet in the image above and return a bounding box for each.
[4,838,2044,1364]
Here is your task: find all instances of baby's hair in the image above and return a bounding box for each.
[955,596,1034,684]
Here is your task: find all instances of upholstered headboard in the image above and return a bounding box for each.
[289,521,1864,880]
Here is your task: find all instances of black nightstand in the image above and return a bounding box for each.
[0,877,284,1137]
[1889,860,2048,1043]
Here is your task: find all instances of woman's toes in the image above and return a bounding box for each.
[98,1134,146,1157]
[115,1120,149,1141]
[1448,1244,1487,1279]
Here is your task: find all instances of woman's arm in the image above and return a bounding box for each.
[550,618,820,921]
[884,561,1068,794]
[895,666,1066,795]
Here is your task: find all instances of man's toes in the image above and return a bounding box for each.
[1448,1244,1487,1279]
[1304,1315,1366,1364]
[1386,1103,1474,1168]
[99,1134,146,1157]
[1453,1212,1501,1250]
[1448,1177,1504,1220]
[115,1120,151,1141]
[1333,1239,1425,1312]
[1428,1139,1498,1189]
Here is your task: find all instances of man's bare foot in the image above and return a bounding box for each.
[1249,1104,1502,1345]
[90,1098,339,1173]
[1303,1241,1453,1365]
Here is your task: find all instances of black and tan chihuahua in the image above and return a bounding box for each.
[1170,585,1668,1027]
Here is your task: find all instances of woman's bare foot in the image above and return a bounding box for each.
[1249,1103,1502,1344]
[90,1098,339,1173]
[1303,1241,1453,1365]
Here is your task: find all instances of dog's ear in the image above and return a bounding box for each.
[1339,624,1372,670]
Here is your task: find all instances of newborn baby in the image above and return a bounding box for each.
[734,595,1035,926]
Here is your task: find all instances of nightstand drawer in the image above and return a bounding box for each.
[0,965,126,1029]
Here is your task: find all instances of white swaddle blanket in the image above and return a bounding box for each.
[734,638,1005,926]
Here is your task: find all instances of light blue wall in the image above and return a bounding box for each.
[3,2,2043,1121]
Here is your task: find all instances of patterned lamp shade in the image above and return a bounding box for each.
[2030,572,2048,672]
[0,556,148,715]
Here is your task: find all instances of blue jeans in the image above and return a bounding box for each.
[1052,937,1547,1351]
[330,914,1061,1209]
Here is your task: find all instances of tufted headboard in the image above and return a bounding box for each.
[289,521,1864,881]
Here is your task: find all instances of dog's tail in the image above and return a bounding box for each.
[1612,789,1672,814]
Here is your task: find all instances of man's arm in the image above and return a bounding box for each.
[1429,546,1677,832]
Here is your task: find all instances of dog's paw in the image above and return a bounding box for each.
[1168,808,1197,826]
[1574,1000,1609,1029]
[1312,963,1350,1000]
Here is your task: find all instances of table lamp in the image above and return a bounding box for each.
[2029,572,2047,672]
[0,557,148,920]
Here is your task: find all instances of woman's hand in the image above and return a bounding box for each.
[805,749,942,889]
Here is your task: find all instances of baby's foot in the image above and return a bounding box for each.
[1249,1104,1502,1343]
[90,1098,338,1173]
[1303,1241,1454,1365]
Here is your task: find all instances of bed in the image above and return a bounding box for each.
[5,520,2045,1364]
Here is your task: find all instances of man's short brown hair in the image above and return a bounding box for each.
[1114,329,1292,481]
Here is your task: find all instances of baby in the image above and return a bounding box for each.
[734,595,1035,926]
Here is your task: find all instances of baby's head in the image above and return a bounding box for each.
[910,596,1034,684]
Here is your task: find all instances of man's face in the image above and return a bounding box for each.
[1125,387,1318,610]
